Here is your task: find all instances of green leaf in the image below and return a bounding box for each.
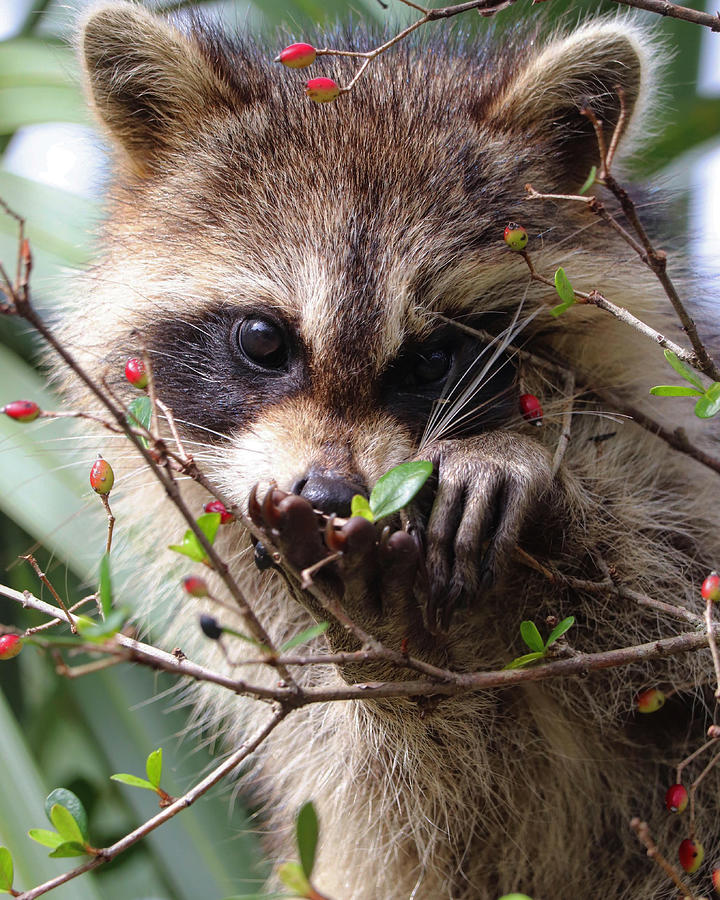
[48,842,88,859]
[110,773,157,791]
[663,349,704,390]
[502,651,545,670]
[649,385,703,397]
[169,513,221,563]
[545,616,575,648]
[75,607,129,642]
[146,748,162,789]
[50,804,85,845]
[98,552,112,617]
[578,165,597,195]
[350,494,374,522]
[44,789,89,843]
[281,623,330,653]
[695,393,720,418]
[553,267,575,305]
[277,861,311,896]
[369,460,433,522]
[519,621,544,653]
[27,829,64,849]
[127,395,152,447]
[296,801,319,880]
[0,847,12,892]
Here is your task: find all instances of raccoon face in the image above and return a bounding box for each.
[79,4,651,633]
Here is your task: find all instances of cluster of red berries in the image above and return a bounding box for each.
[276,43,340,103]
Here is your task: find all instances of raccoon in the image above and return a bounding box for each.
[57,3,720,898]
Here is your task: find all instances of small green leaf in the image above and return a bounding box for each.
[98,552,113,617]
[296,801,319,880]
[578,165,597,195]
[27,829,64,848]
[663,349,704,390]
[127,395,152,447]
[519,621,544,653]
[169,513,221,564]
[695,382,720,418]
[48,842,88,858]
[350,494,374,522]
[0,847,12,892]
[281,623,330,653]
[369,460,433,522]
[553,267,575,305]
[75,606,129,642]
[111,773,156,791]
[146,748,162,789]
[649,385,703,397]
[221,627,266,648]
[502,651,545,670]
[545,615,575,648]
[44,789,88,842]
[277,861,311,896]
[50,804,85,845]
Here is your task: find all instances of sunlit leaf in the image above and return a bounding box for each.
[146,748,163,789]
[0,847,12,892]
[27,829,63,849]
[50,804,85,845]
[369,460,432,522]
[169,512,221,563]
[695,383,720,418]
[281,622,330,653]
[48,841,88,858]
[110,773,156,791]
[578,165,597,195]
[545,616,575,648]
[75,607,129,642]
[277,861,311,896]
[553,267,575,305]
[350,494,374,522]
[663,349,704,390]
[502,651,545,670]
[44,788,88,842]
[649,385,703,397]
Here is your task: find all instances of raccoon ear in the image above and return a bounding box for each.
[81,3,232,174]
[482,23,652,187]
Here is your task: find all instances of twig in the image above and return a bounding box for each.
[689,749,720,841]
[99,494,115,557]
[552,367,575,474]
[677,735,720,785]
[629,818,697,899]
[21,555,76,633]
[14,709,287,900]
[704,596,720,699]
[24,595,97,634]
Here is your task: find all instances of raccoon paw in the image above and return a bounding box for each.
[249,485,427,644]
[411,433,560,630]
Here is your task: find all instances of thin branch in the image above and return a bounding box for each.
[14,709,287,900]
[629,819,697,899]
[21,555,76,633]
[705,596,720,699]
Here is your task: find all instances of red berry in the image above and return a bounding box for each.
[183,575,209,598]
[665,783,688,814]
[519,393,543,426]
[636,688,665,713]
[504,223,528,251]
[3,400,40,422]
[0,634,23,660]
[306,77,340,103]
[702,572,720,603]
[679,838,704,874]
[203,500,233,524]
[124,357,148,389]
[90,457,114,495]
[276,42,317,68]
[712,866,720,893]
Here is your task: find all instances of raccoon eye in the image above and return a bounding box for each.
[236,317,288,369]
[413,349,452,384]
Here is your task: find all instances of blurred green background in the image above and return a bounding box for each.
[0,0,717,897]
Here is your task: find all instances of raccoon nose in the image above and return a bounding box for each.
[292,468,367,518]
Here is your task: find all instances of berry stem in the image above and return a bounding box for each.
[689,749,720,841]
[704,595,720,699]
[629,819,697,899]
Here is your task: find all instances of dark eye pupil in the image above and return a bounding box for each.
[238,318,286,368]
[415,349,451,383]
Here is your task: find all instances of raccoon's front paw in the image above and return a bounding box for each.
[413,432,562,630]
[250,487,428,649]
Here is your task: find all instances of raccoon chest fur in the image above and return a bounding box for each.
[59,5,720,898]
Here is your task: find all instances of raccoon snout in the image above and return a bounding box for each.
[291,468,367,518]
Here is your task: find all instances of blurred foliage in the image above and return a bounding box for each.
[0,0,717,897]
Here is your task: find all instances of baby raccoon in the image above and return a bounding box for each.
[59,3,720,898]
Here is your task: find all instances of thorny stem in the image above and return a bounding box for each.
[13,709,287,900]
[629,819,697,899]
